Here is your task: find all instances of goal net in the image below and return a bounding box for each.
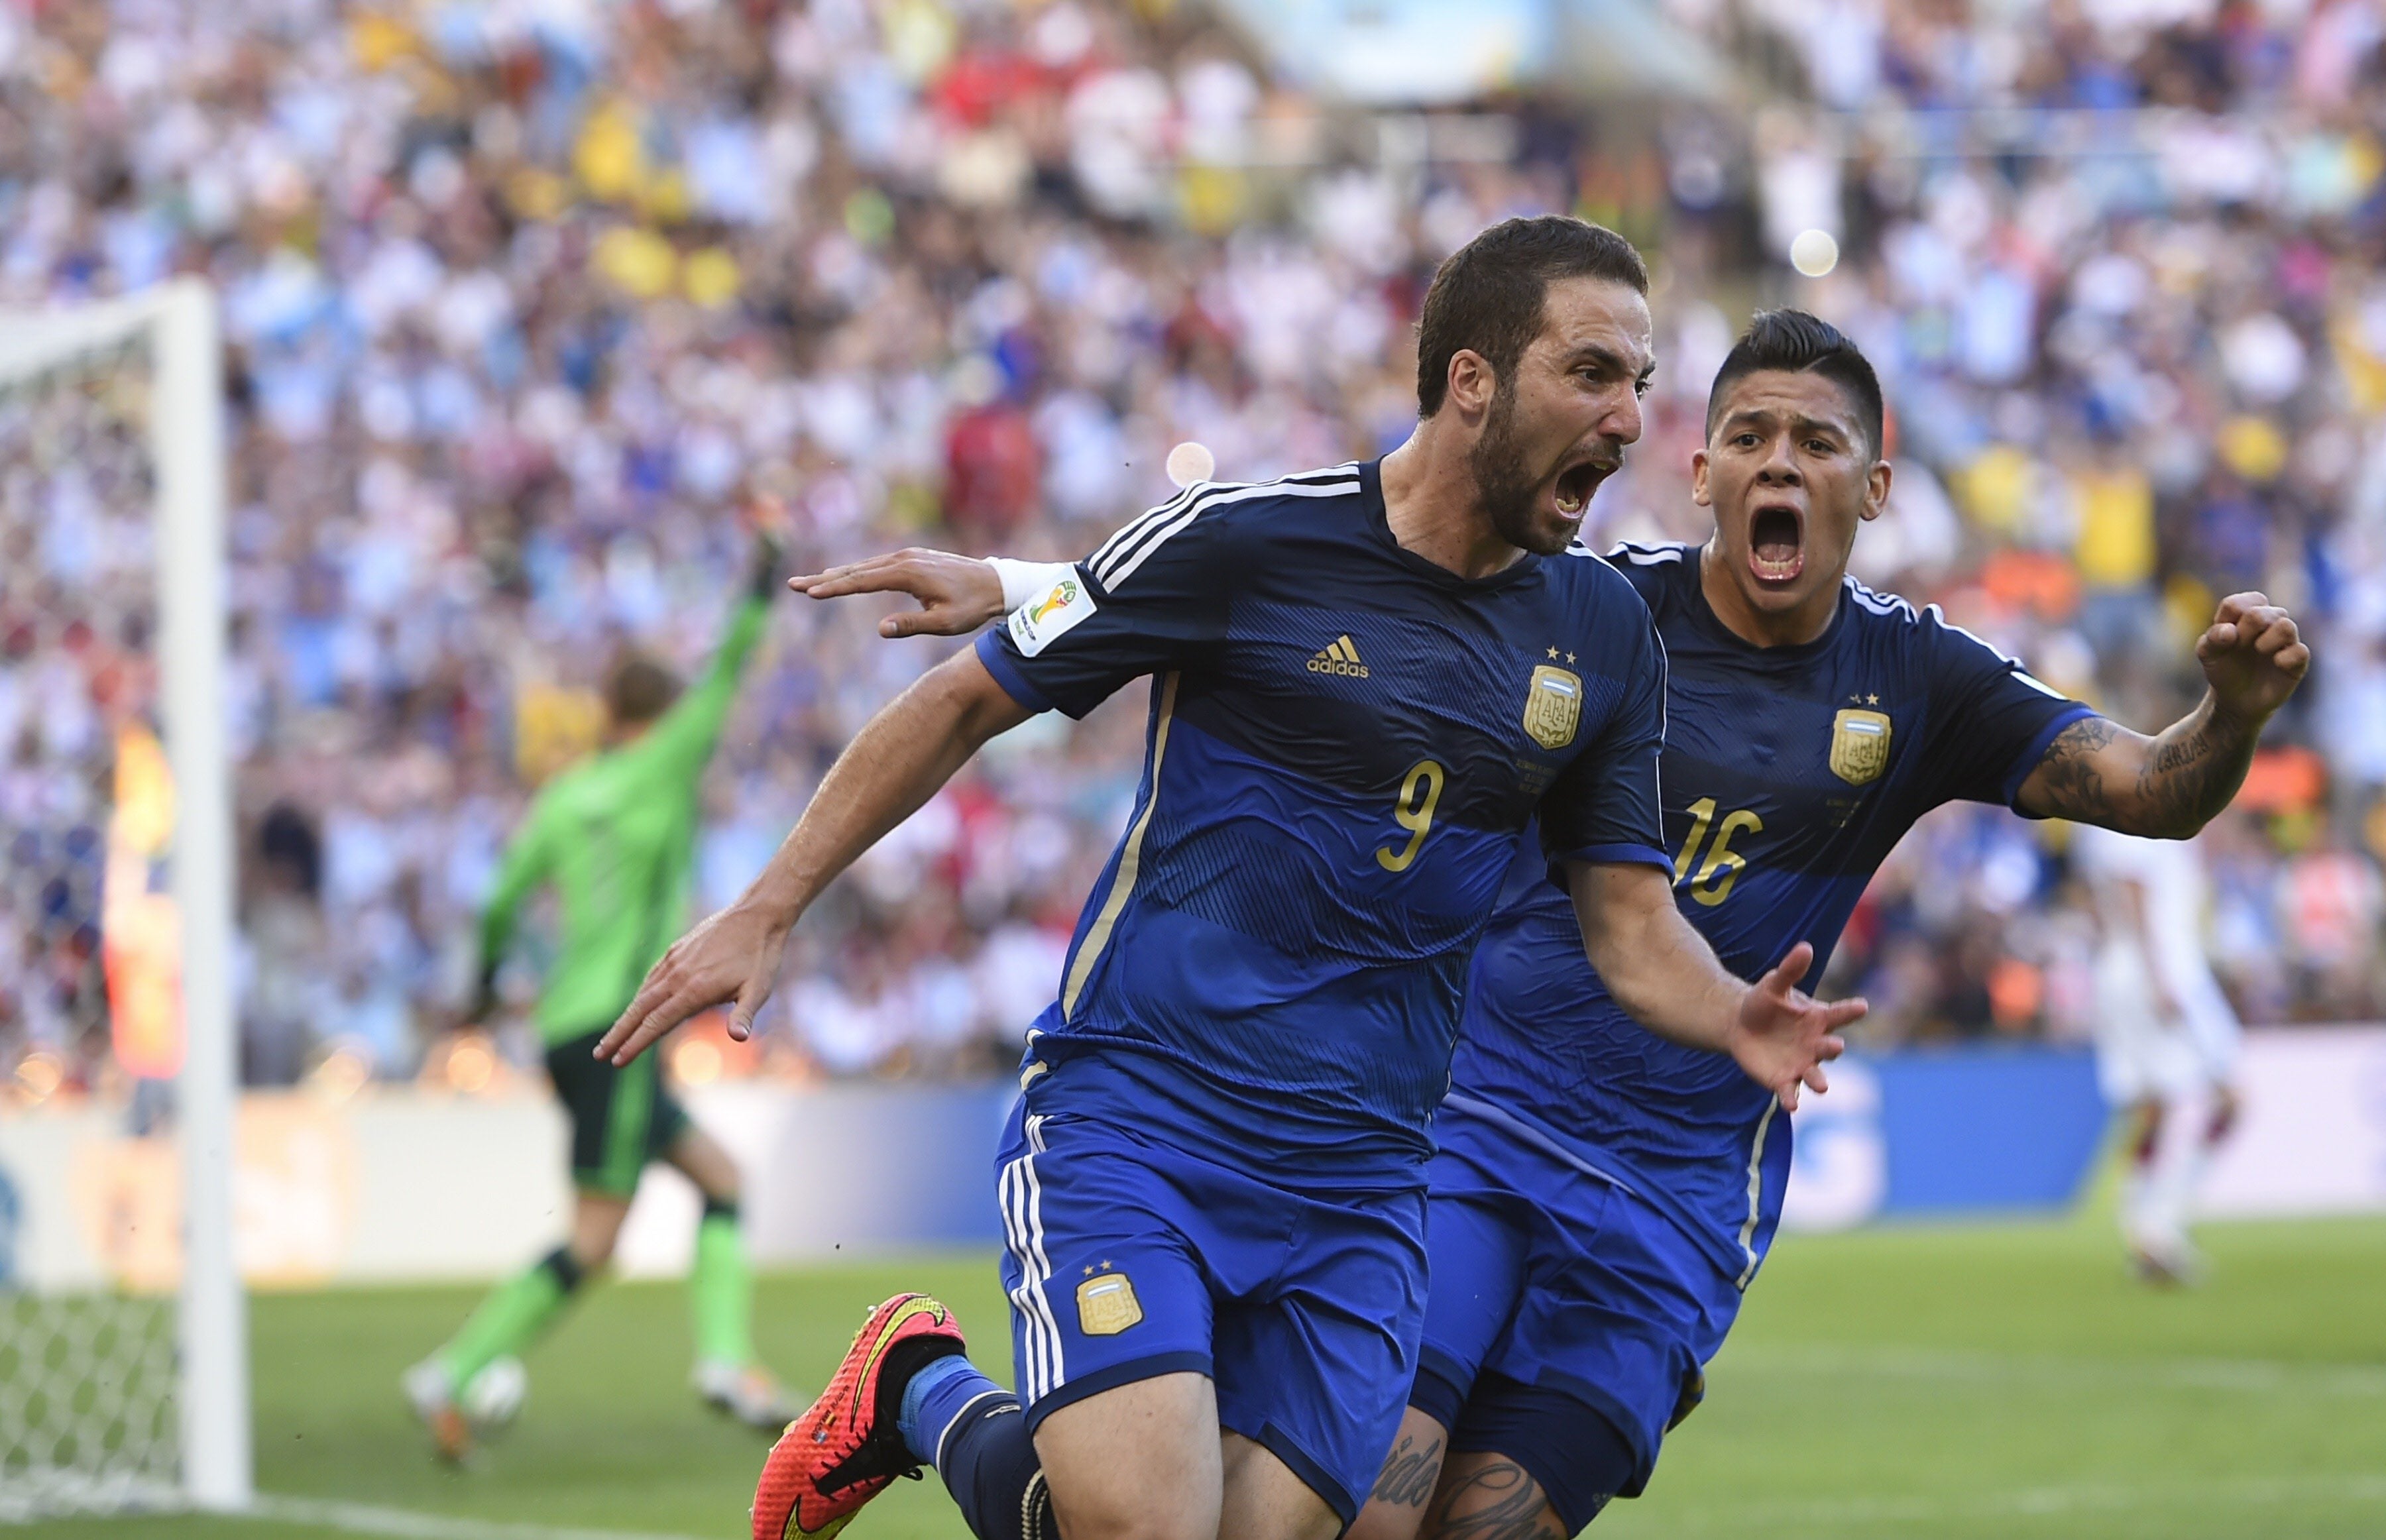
[0,284,248,1517]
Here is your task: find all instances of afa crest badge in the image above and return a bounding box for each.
[1829,708,1892,785]
[1076,1270,1143,1336]
[1522,666,1582,751]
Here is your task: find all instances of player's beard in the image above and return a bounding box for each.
[1469,380,1569,557]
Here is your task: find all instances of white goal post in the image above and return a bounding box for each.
[0,279,251,1512]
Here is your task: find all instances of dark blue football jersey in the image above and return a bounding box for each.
[1448,541,2094,1276]
[978,463,1672,1184]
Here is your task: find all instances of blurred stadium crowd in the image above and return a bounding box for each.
[3,0,2384,1099]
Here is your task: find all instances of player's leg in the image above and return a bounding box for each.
[2139,995,2241,1281]
[1206,1176,1432,1540]
[1352,1407,1455,1538]
[901,1339,1057,1540]
[754,1108,1232,1540]
[2118,1093,2164,1259]
[2091,952,2173,1273]
[439,1184,627,1373]
[998,1107,1273,1540]
[2171,1079,2242,1258]
[662,1126,749,1367]
[2131,1045,2228,1284]
[1349,1144,1534,1540]
[1424,1380,1639,1537]
[1419,1129,1729,1535]
[2198,1077,2242,1175]
[1035,1374,1225,1540]
[424,1182,630,1387]
[406,1028,639,1457]
[1420,1451,1570,1539]
[570,1187,636,1266]
[661,1123,797,1425]
[2122,1020,2215,1282]
[1216,1430,1339,1540]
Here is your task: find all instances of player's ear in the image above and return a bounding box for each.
[1446,349,1496,419]
[1689,448,1713,507]
[1859,457,1892,523]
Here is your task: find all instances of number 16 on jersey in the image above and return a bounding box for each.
[1674,797,1761,906]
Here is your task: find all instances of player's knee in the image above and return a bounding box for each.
[1039,1447,1216,1540]
[1047,1496,1212,1540]
[569,1198,631,1269]
[1035,1382,1221,1540]
[540,1245,591,1295]
[566,1231,616,1271]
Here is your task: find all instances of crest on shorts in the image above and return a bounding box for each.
[1522,665,1583,751]
[1075,1269,1143,1336]
[1829,708,1893,786]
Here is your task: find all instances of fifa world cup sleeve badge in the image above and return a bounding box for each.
[1829,708,1892,785]
[1075,1270,1144,1335]
[1522,665,1583,750]
[1008,574,1098,657]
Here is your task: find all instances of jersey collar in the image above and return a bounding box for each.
[1359,458,1544,594]
[1679,549,1850,660]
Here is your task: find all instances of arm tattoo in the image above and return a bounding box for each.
[2029,705,2257,837]
[1424,1460,1572,1540]
[1371,1433,1444,1508]
[2025,716,2121,823]
[2131,702,2253,836]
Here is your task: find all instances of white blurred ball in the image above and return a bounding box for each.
[462,1356,528,1429]
[1790,229,1839,278]
[1165,441,1216,488]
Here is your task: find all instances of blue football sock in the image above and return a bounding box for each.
[897,1352,999,1466]
[896,1357,1052,1540]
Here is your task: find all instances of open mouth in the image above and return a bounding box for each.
[1749,504,1804,583]
[1554,456,1616,518]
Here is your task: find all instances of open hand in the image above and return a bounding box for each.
[595,899,792,1066]
[790,549,1005,638]
[2198,592,2308,728]
[1728,942,1861,1111]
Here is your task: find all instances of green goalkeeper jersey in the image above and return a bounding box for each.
[477,594,769,1044]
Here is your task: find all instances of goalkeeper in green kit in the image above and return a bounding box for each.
[405,533,798,1460]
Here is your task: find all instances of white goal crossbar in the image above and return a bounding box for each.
[0,279,251,1512]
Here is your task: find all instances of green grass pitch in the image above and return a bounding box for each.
[21,1215,2386,1540]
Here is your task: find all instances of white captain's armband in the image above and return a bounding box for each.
[1007,569,1099,657]
[988,557,1080,614]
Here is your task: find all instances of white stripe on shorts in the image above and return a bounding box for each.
[997,1152,1047,1398]
[999,1113,1065,1402]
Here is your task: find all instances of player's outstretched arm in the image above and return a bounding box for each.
[790,549,1021,637]
[595,649,1033,1066]
[1566,861,1862,1109]
[2017,592,2310,838]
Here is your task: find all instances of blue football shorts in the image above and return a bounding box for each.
[1412,1100,1746,1510]
[992,1098,1426,1526]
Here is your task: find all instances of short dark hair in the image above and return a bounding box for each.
[605,654,682,727]
[1415,216,1649,417]
[1704,309,1884,455]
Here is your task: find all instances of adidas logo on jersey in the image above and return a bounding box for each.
[1307,635,1369,678]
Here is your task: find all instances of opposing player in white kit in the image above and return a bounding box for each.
[2072,823,2243,1283]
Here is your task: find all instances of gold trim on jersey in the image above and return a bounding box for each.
[1062,672,1181,1017]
